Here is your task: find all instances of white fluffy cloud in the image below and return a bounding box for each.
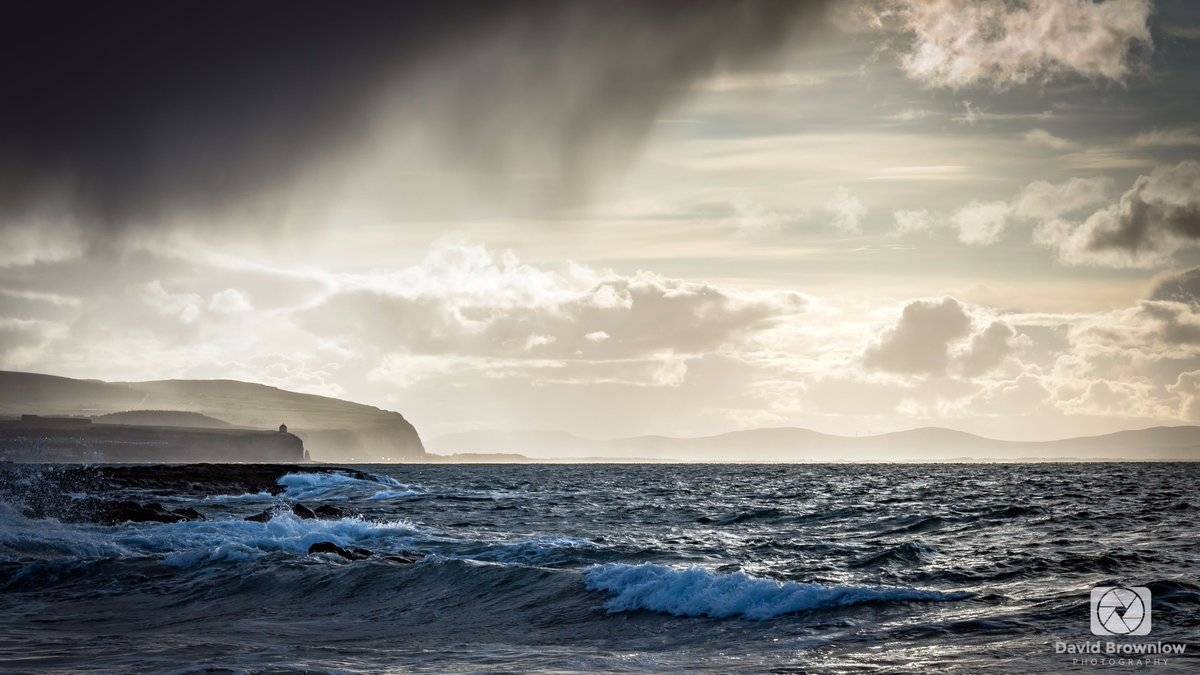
[890,209,937,237]
[1131,127,1200,148]
[208,288,254,314]
[729,194,788,237]
[826,187,867,234]
[304,240,807,368]
[847,285,1200,426]
[1022,128,1079,151]
[1012,176,1112,221]
[906,176,1112,249]
[1168,371,1200,420]
[864,297,973,374]
[957,321,1020,377]
[951,201,1010,246]
[970,374,1050,416]
[887,0,1152,88]
[142,281,204,325]
[863,297,1022,379]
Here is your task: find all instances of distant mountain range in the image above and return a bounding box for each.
[0,371,425,462]
[431,425,1200,461]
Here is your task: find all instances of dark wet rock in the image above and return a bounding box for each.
[78,499,187,525]
[171,507,206,521]
[306,542,422,564]
[313,504,347,519]
[245,503,326,522]
[244,509,275,523]
[308,542,373,560]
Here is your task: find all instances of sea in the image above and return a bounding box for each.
[1,463,1197,673]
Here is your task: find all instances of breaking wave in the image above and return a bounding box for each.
[276,471,416,501]
[584,563,968,619]
[0,507,427,569]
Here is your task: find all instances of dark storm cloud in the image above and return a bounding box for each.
[0,0,825,231]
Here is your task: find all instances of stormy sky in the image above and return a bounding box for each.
[5,0,1200,443]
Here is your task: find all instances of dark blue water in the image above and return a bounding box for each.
[1,464,1198,672]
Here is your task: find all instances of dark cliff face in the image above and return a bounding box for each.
[0,371,426,461]
[295,417,426,463]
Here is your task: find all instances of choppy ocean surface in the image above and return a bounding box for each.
[1,463,1197,673]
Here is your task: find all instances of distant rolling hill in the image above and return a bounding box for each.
[93,410,233,429]
[0,371,425,462]
[431,425,1200,461]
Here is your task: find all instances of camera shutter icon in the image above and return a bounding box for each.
[1091,586,1151,636]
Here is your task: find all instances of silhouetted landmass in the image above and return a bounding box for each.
[0,371,425,461]
[94,410,232,428]
[0,416,305,463]
[432,425,1200,461]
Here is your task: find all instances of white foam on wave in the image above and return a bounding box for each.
[202,491,276,503]
[0,504,428,568]
[145,513,426,567]
[0,503,130,560]
[584,563,967,620]
[276,471,421,501]
[276,471,528,503]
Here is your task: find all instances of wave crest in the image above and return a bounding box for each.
[584,563,968,620]
[0,505,427,568]
[276,471,419,501]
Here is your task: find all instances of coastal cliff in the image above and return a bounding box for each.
[0,371,426,462]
